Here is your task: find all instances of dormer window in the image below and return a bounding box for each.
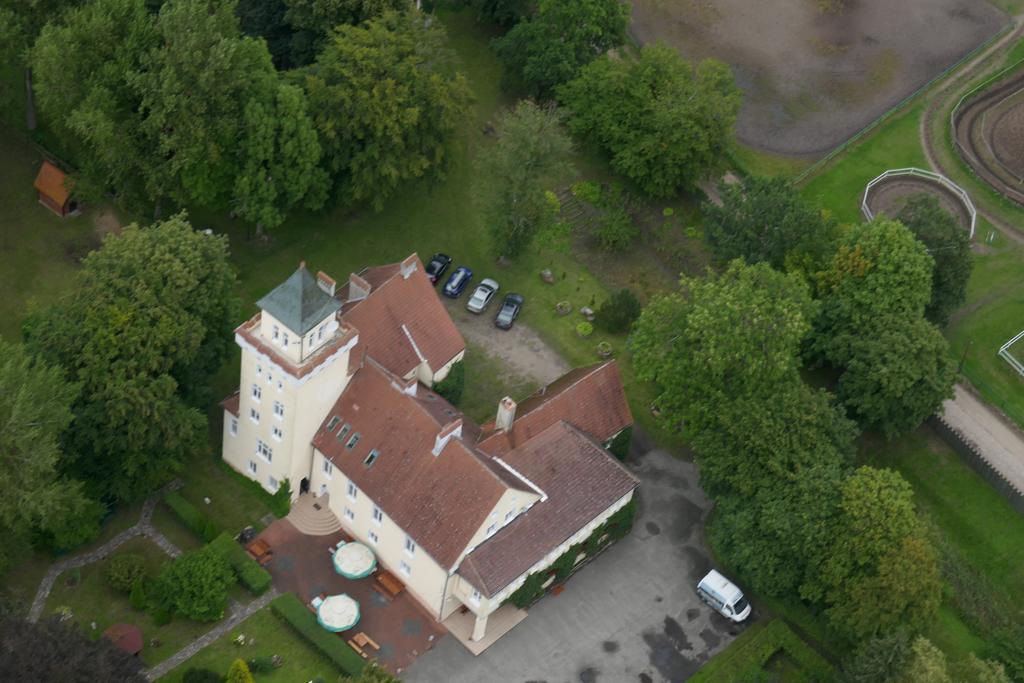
[327,416,340,432]
[364,449,379,467]
[337,424,351,442]
[486,524,497,537]
[345,433,361,450]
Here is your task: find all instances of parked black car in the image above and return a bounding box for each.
[426,253,452,285]
[494,293,524,329]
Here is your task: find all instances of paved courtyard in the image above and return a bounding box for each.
[406,441,749,683]
[256,520,445,674]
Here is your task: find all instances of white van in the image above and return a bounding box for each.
[697,570,752,622]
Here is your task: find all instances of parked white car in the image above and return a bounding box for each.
[697,570,751,622]
[466,278,500,313]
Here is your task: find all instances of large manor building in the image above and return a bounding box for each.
[221,254,638,645]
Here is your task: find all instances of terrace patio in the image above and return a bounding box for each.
[256,517,446,675]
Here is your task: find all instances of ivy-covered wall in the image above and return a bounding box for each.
[506,498,637,609]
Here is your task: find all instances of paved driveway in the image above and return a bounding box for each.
[405,443,750,683]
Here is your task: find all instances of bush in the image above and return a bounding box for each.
[183,668,224,683]
[594,206,639,251]
[270,594,366,676]
[226,659,253,683]
[269,479,291,519]
[164,492,222,543]
[154,546,234,622]
[433,360,465,406]
[104,554,147,593]
[129,578,147,611]
[576,321,593,337]
[208,533,272,596]
[596,289,641,334]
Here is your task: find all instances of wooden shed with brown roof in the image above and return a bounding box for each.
[33,161,76,217]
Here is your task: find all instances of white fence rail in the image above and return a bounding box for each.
[999,329,1024,377]
[861,167,977,238]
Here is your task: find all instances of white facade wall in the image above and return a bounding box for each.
[311,449,455,618]
[419,349,466,387]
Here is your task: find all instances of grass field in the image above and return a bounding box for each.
[44,536,214,667]
[158,607,338,682]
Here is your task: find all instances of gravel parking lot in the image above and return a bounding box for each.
[405,442,751,683]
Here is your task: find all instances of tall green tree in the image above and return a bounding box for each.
[703,175,838,273]
[838,315,956,438]
[0,340,103,572]
[631,260,818,435]
[283,0,408,65]
[814,467,941,640]
[0,617,147,681]
[895,194,973,327]
[23,214,236,501]
[493,0,629,98]
[136,0,278,210]
[813,217,934,365]
[298,10,472,209]
[559,44,740,197]
[233,82,328,235]
[462,0,531,26]
[477,101,572,259]
[30,0,159,208]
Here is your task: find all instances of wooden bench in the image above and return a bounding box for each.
[347,640,368,658]
[374,570,405,599]
[353,632,380,651]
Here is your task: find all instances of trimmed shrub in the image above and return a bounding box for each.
[183,669,223,683]
[605,426,632,461]
[269,479,291,518]
[576,321,593,337]
[129,578,147,611]
[104,554,146,593]
[596,288,641,334]
[208,533,272,596]
[247,656,275,673]
[226,659,253,683]
[270,594,366,676]
[164,492,222,543]
[433,360,465,406]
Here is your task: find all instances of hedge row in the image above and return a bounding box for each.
[164,491,222,543]
[208,533,272,596]
[269,594,366,676]
[688,619,834,682]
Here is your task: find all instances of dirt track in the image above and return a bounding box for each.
[630,0,1007,156]
[864,177,973,232]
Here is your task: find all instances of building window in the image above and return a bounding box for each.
[368,530,379,545]
[272,425,283,441]
[486,524,496,537]
[272,325,279,341]
[268,476,279,492]
[251,384,261,401]
[399,561,411,577]
[346,481,358,501]
[282,333,290,348]
[256,439,272,462]
[337,424,351,442]
[318,325,325,341]
[277,380,283,392]
[250,408,260,424]
[344,507,355,521]
[322,458,333,477]
[229,417,238,436]
[404,536,416,556]
[372,506,383,525]
[470,589,481,605]
[273,401,284,419]
[307,334,314,348]
[364,449,379,467]
[326,416,340,432]
[256,364,262,376]
[266,371,273,385]
[248,460,257,474]
[346,433,361,450]
[504,510,514,523]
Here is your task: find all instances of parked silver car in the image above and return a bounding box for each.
[466,278,500,313]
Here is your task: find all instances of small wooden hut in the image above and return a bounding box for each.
[102,622,143,657]
[33,161,76,217]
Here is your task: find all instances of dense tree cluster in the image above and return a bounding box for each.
[25,0,468,232]
[0,617,147,682]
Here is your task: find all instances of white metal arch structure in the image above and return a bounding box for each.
[861,167,977,239]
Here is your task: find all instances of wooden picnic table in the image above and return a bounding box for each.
[246,538,271,560]
[374,569,405,599]
[353,632,380,650]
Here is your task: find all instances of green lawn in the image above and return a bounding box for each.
[158,607,338,683]
[150,502,205,553]
[44,536,215,667]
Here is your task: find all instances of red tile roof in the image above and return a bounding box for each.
[220,389,240,417]
[335,254,464,380]
[478,362,633,454]
[312,359,529,570]
[459,422,639,597]
[33,161,71,206]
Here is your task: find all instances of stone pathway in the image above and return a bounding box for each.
[145,587,280,681]
[28,480,183,623]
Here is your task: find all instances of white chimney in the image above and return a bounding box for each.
[348,273,371,302]
[316,270,336,296]
[495,397,516,432]
[400,254,418,280]
[433,418,463,456]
